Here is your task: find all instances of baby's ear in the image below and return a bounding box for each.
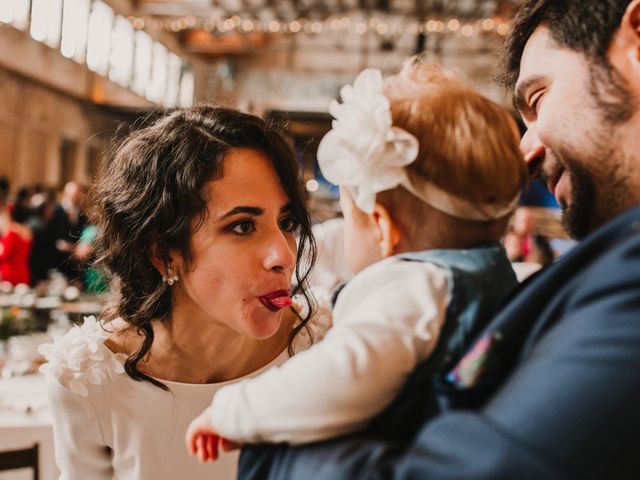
[370,202,402,258]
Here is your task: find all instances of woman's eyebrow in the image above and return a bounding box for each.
[279,203,294,214]
[218,206,263,220]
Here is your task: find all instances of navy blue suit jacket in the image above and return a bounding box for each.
[239,205,640,479]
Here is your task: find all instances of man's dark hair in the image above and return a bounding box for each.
[496,0,631,88]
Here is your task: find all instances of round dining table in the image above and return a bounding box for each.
[0,374,59,480]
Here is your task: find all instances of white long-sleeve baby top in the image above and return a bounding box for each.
[207,256,450,444]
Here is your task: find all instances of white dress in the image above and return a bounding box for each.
[206,257,450,444]
[39,307,331,480]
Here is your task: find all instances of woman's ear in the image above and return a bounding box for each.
[370,202,402,258]
[150,242,172,277]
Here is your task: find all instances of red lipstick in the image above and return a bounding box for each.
[259,290,292,312]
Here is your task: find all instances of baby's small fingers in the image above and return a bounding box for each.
[210,434,220,461]
[203,434,214,462]
[197,436,207,463]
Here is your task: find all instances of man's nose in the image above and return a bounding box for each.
[263,231,296,273]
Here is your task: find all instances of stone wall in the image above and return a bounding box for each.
[0,24,151,189]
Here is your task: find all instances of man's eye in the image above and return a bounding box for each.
[530,90,544,112]
[230,220,256,235]
[279,217,300,232]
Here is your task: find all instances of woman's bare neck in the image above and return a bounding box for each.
[105,312,294,385]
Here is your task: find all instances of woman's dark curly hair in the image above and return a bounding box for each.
[92,105,317,389]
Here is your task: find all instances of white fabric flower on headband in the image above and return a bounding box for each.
[317,69,419,213]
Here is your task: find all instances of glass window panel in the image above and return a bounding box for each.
[132,30,152,96]
[109,16,134,87]
[164,53,183,107]
[0,2,12,24]
[179,70,195,108]
[31,0,63,47]
[86,0,114,75]
[146,42,168,103]
[14,0,31,30]
[61,0,91,62]
[2,0,33,31]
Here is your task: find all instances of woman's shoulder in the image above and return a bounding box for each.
[39,316,128,397]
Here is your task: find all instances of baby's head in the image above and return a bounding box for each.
[319,61,527,274]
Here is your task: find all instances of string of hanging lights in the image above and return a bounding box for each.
[126,14,511,38]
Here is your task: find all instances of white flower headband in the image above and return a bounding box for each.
[317,68,519,220]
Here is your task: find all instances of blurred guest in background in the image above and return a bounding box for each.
[27,190,58,287]
[504,206,535,262]
[51,181,87,281]
[0,202,33,286]
[73,223,108,293]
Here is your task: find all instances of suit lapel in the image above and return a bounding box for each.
[438,206,640,405]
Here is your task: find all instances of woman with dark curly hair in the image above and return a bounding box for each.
[39,106,327,479]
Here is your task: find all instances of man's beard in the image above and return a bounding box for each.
[558,64,636,240]
[557,146,629,240]
[560,164,595,240]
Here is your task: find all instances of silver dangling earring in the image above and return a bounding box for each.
[162,266,179,286]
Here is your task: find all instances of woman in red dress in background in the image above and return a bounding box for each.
[0,204,33,285]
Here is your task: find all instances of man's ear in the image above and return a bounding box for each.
[370,202,402,258]
[609,0,640,75]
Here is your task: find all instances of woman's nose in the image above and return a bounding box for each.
[262,231,296,273]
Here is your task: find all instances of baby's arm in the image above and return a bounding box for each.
[197,259,450,445]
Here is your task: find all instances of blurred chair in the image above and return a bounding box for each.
[0,443,39,480]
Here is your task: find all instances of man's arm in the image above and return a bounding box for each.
[240,414,567,480]
[240,236,640,480]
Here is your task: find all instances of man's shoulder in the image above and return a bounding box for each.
[519,207,640,292]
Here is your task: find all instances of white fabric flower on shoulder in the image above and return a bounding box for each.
[39,316,126,397]
[317,68,419,213]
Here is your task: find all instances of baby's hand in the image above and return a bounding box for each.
[220,438,240,452]
[186,410,222,462]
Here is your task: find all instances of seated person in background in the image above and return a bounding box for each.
[185,61,527,457]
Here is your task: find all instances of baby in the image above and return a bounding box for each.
[186,61,527,460]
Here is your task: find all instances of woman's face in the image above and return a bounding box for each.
[171,148,299,339]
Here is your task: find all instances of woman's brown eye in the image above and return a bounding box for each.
[230,220,255,235]
[280,217,300,232]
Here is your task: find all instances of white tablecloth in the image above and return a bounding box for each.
[0,374,59,480]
